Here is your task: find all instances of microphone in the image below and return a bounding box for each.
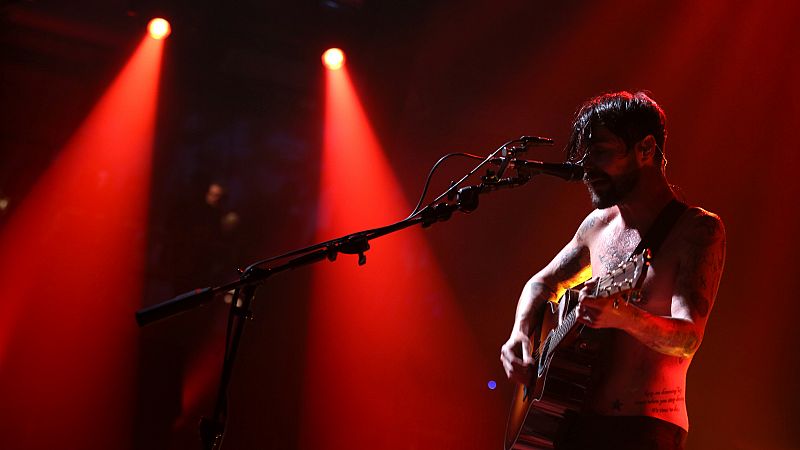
[519,135,555,146]
[491,158,584,182]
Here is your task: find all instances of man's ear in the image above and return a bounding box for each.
[637,135,657,164]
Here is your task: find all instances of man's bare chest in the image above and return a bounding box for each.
[590,224,641,275]
[589,220,681,315]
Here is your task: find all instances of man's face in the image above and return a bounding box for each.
[206,183,224,207]
[581,126,640,209]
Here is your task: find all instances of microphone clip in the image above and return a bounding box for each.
[498,136,555,177]
[503,135,555,156]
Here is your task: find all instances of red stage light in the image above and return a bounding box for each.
[322,48,345,70]
[148,17,171,40]
[0,35,164,450]
[301,65,495,450]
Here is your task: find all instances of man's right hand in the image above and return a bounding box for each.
[500,331,535,385]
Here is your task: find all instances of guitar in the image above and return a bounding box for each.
[503,249,652,450]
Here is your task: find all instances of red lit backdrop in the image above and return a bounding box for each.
[300,65,499,449]
[0,34,164,450]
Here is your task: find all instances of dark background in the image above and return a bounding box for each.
[2,1,799,449]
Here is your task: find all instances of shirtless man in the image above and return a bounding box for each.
[500,91,725,450]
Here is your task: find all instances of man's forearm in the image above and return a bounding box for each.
[514,280,556,335]
[623,306,701,358]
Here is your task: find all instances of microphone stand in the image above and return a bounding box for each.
[134,136,550,450]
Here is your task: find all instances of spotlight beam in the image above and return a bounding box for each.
[301,65,494,450]
[0,34,164,450]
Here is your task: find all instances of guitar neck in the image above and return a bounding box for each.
[548,289,581,350]
[550,263,630,348]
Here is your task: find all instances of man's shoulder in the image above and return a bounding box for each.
[678,206,726,247]
[576,207,617,241]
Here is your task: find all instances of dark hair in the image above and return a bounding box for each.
[566,91,667,165]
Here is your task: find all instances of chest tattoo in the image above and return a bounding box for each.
[597,226,640,273]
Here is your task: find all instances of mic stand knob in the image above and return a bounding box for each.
[419,202,457,227]
[455,185,480,213]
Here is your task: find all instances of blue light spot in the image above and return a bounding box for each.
[487,380,497,390]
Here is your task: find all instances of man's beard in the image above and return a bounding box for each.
[584,168,640,209]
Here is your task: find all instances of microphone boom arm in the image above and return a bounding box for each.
[133,134,565,450]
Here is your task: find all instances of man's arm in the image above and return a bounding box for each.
[577,210,726,357]
[501,213,594,383]
[513,243,592,336]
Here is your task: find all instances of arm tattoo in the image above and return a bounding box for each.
[635,316,701,358]
[678,213,726,319]
[688,215,724,247]
[690,293,710,318]
[611,212,724,357]
[529,281,556,296]
[576,214,598,241]
[553,246,590,283]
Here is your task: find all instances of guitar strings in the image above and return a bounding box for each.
[528,272,621,368]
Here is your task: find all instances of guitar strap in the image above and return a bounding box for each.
[630,198,689,259]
